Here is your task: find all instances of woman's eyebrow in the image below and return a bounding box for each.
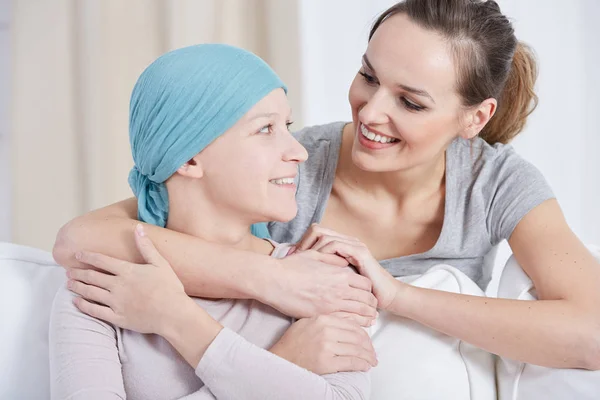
[249,110,293,121]
[362,54,435,104]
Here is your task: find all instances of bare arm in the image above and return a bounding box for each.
[54,198,273,300]
[389,199,600,369]
[53,199,377,320]
[301,207,600,370]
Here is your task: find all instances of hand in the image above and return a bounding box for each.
[266,250,378,326]
[296,224,400,310]
[270,315,377,374]
[67,224,193,336]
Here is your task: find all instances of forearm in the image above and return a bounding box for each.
[197,329,368,399]
[54,209,278,300]
[393,283,598,369]
[162,301,369,399]
[162,300,224,367]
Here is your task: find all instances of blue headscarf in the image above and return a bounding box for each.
[128,44,286,238]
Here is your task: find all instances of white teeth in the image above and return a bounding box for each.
[360,124,398,144]
[270,177,294,185]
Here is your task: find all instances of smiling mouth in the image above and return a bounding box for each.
[269,177,295,185]
[359,124,399,144]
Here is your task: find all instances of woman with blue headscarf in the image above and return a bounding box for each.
[49,44,370,399]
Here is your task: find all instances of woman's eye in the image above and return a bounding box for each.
[286,121,294,131]
[259,124,273,134]
[402,97,425,112]
[359,71,378,85]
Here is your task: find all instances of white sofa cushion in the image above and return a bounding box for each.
[496,245,600,400]
[370,265,497,400]
[0,242,65,400]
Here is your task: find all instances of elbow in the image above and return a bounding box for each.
[579,319,600,371]
[52,220,82,269]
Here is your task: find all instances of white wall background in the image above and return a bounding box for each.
[298,0,600,251]
[0,0,11,243]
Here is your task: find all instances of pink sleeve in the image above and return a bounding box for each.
[49,286,126,400]
[195,328,370,400]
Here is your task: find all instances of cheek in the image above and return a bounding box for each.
[348,76,367,115]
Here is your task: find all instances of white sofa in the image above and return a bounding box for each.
[1,241,599,400]
[0,242,66,400]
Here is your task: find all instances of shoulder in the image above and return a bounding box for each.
[292,121,346,150]
[449,136,550,192]
[449,137,554,244]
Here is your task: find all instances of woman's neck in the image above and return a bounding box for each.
[165,188,274,256]
[337,123,446,204]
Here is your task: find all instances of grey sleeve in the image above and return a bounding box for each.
[195,328,370,400]
[486,153,555,245]
[49,286,126,400]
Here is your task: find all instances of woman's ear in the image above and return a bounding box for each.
[176,154,203,179]
[460,98,497,140]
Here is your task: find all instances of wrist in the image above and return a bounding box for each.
[387,280,418,317]
[251,256,283,306]
[161,298,223,367]
[159,294,201,339]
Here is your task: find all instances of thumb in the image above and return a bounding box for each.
[134,224,169,268]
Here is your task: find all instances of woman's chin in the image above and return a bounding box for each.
[265,205,298,224]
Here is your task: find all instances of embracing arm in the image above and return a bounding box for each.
[389,199,600,369]
[154,301,370,400]
[53,198,275,300]
[53,199,376,320]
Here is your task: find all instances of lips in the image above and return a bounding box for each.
[360,123,398,143]
[357,123,400,150]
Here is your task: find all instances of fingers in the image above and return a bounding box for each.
[318,240,360,263]
[312,235,357,252]
[329,311,375,327]
[312,251,349,267]
[73,297,118,325]
[345,287,378,309]
[347,274,373,292]
[69,280,113,307]
[340,300,378,319]
[68,268,116,291]
[134,224,169,268]
[331,356,373,373]
[295,224,356,252]
[328,323,374,354]
[76,251,128,276]
[332,343,378,368]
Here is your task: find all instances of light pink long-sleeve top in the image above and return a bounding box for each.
[49,243,370,400]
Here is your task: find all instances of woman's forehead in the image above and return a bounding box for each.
[367,13,458,98]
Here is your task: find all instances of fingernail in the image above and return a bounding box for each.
[67,280,73,289]
[287,246,296,256]
[75,252,82,261]
[136,224,145,237]
[66,270,71,278]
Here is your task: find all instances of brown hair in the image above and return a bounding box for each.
[369,0,538,144]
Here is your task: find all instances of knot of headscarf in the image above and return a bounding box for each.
[128,44,286,237]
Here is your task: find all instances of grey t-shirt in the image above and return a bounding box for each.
[269,122,555,290]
